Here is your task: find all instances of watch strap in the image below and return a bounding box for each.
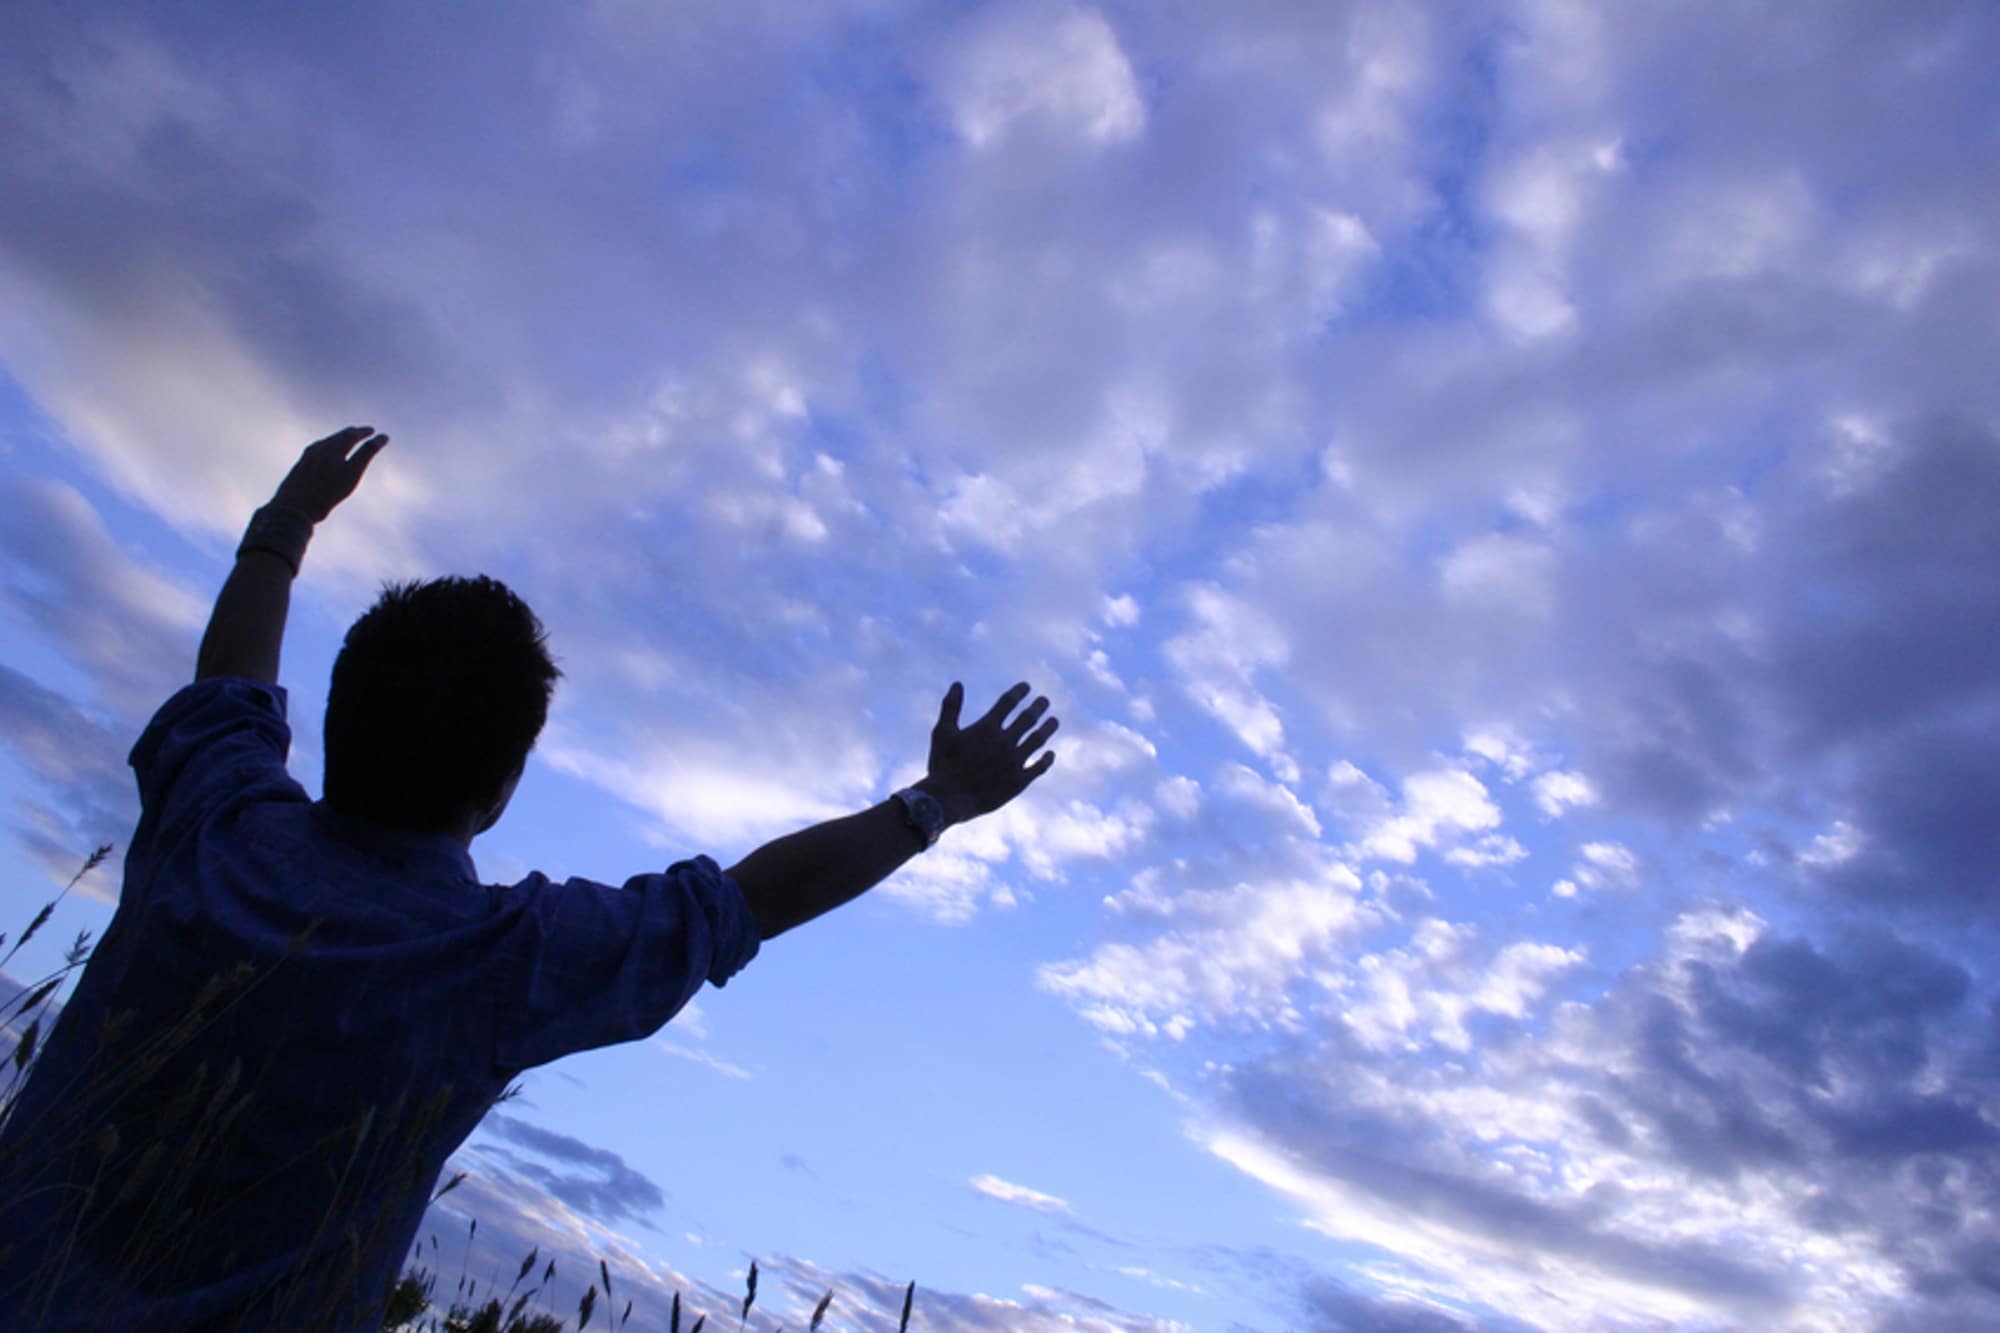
[891,786,945,849]
[238,504,315,577]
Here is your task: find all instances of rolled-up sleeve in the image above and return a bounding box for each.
[490,855,760,1072]
[129,678,300,845]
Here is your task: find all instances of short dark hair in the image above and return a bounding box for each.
[324,575,561,832]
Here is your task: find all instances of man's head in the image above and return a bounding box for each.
[324,575,561,836]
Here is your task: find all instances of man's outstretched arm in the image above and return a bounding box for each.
[727,681,1059,939]
[195,426,389,683]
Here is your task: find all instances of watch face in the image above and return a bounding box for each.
[898,789,943,844]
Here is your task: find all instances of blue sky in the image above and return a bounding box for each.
[3,1,1998,1328]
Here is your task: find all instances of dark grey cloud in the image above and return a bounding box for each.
[406,1165,723,1331]
[0,664,135,889]
[1299,1275,1489,1333]
[1230,1056,1794,1315]
[1191,1244,1529,1333]
[0,473,199,713]
[412,1165,1183,1333]
[1222,914,2000,1326]
[0,472,201,888]
[478,1112,666,1230]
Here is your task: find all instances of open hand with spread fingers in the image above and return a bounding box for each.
[270,425,390,523]
[923,681,1060,826]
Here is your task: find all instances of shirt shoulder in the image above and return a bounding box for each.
[128,677,305,862]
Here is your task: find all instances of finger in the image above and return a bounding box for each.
[936,681,964,733]
[979,681,1032,729]
[311,425,374,451]
[351,433,390,471]
[1019,716,1059,753]
[1005,696,1050,740]
[1025,750,1056,783]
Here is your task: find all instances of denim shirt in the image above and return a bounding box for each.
[0,678,759,1330]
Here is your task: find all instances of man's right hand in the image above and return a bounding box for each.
[921,681,1059,826]
[728,682,1060,938]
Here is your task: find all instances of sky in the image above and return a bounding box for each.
[1,1,1997,1328]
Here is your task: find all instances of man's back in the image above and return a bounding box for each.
[0,678,759,1330]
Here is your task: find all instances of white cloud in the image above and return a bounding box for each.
[1554,841,1640,898]
[969,1173,1073,1216]
[647,1037,752,1082]
[1155,775,1201,820]
[1579,840,1636,878]
[673,999,710,1040]
[1081,648,1124,691]
[1798,819,1862,868]
[1335,920,1583,1052]
[1101,593,1140,627]
[1445,834,1528,869]
[1327,764,1503,865]
[1055,719,1156,783]
[1531,770,1598,818]
[1216,763,1321,839]
[1461,725,1538,781]
[1163,583,1290,760]
[940,472,1027,553]
[1038,862,1373,1036]
[1439,533,1556,619]
[703,486,829,544]
[939,5,1145,150]
[540,730,867,848]
[1015,798,1156,880]
[878,843,1002,926]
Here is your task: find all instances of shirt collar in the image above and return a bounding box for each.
[312,801,479,883]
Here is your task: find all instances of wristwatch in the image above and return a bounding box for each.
[891,786,946,849]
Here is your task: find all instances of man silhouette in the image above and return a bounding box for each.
[0,427,1059,1330]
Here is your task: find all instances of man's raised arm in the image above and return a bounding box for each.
[727,681,1059,939]
[195,426,388,684]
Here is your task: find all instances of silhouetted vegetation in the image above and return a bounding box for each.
[2,850,921,1331]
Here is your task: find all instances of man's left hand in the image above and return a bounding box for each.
[270,425,390,523]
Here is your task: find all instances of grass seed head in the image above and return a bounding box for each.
[12,1018,38,1072]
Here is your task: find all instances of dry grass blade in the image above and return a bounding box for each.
[16,975,62,1017]
[579,1282,598,1329]
[0,844,110,971]
[691,1316,707,1333]
[1,903,54,970]
[11,1018,38,1073]
[74,842,112,882]
[811,1288,833,1330]
[621,1297,632,1328]
[432,1170,469,1203]
[601,1256,614,1303]
[740,1260,759,1327]
[900,1280,915,1333]
[512,1244,539,1293]
[672,1290,681,1333]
